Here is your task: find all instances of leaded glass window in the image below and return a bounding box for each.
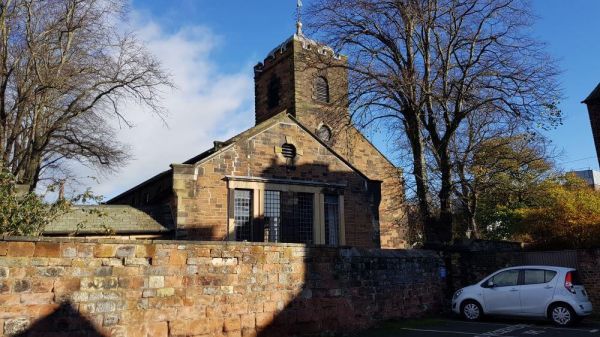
[265,190,281,242]
[234,190,252,241]
[281,192,314,244]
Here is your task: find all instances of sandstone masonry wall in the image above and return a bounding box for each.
[0,237,443,337]
[175,118,381,248]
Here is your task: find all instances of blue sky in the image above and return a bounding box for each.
[82,0,600,199]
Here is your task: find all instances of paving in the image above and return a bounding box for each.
[357,318,600,337]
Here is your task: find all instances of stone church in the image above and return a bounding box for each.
[99,27,406,249]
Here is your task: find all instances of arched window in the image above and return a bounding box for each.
[268,75,281,109]
[314,76,330,103]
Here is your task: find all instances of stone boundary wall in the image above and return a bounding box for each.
[0,237,443,337]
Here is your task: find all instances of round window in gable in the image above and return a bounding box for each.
[316,124,332,143]
[281,143,297,160]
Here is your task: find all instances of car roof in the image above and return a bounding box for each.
[496,265,576,272]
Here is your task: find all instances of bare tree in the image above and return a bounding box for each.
[0,0,172,190]
[306,0,561,244]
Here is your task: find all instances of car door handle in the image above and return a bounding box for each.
[544,286,554,289]
[510,289,519,292]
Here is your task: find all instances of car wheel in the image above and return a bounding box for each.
[461,300,483,321]
[550,303,576,326]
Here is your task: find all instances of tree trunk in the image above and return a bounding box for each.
[404,111,434,243]
[438,147,453,243]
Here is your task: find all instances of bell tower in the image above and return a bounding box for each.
[253,6,407,249]
[253,8,350,142]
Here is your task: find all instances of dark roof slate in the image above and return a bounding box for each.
[44,205,174,235]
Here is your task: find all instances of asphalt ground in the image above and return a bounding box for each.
[356,318,600,337]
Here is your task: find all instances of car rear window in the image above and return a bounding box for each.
[523,269,557,285]
[524,270,545,284]
[545,270,557,283]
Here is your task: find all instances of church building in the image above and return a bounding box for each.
[104,24,407,249]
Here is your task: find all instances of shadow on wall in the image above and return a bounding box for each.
[253,247,443,337]
[213,159,436,335]
[13,301,105,337]
[248,158,383,248]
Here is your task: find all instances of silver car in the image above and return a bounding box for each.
[451,266,593,326]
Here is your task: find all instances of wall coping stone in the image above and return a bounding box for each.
[0,236,440,258]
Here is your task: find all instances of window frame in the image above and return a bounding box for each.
[233,189,253,242]
[324,194,340,246]
[227,180,345,246]
[483,269,521,288]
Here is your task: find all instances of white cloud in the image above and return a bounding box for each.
[66,16,254,200]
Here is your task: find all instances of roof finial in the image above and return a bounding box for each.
[296,0,303,36]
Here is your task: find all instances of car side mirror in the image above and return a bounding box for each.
[486,280,495,288]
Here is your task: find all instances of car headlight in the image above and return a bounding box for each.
[453,289,463,300]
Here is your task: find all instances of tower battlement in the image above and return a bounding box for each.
[254,34,342,76]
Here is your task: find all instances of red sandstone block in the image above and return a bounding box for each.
[0,242,9,256]
[135,244,156,258]
[170,319,209,336]
[241,314,255,329]
[20,292,54,305]
[165,276,183,288]
[31,278,54,293]
[7,242,35,257]
[94,244,117,258]
[227,330,242,337]
[148,322,168,337]
[144,308,176,322]
[263,301,277,313]
[224,316,241,332]
[54,278,80,293]
[34,242,61,258]
[255,313,274,328]
[0,305,28,319]
[126,324,147,337]
[177,306,206,320]
[242,327,258,337]
[169,250,188,265]
[192,247,211,257]
[31,303,60,317]
[0,294,20,306]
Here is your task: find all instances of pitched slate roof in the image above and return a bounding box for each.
[44,205,174,235]
[583,83,600,103]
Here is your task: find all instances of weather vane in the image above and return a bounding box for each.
[296,0,303,36]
